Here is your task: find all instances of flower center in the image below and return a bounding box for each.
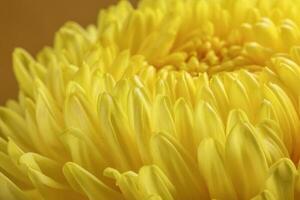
[158,36,273,76]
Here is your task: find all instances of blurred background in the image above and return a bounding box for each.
[0,0,136,104]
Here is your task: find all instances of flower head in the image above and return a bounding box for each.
[1,0,300,199]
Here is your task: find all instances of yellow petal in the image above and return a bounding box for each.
[254,18,278,48]
[237,70,262,111]
[251,190,276,200]
[35,90,66,160]
[47,63,65,106]
[12,48,35,97]
[228,78,251,116]
[175,72,195,103]
[19,153,65,184]
[109,50,130,79]
[150,133,209,199]
[138,165,175,200]
[264,84,300,158]
[295,165,300,199]
[60,128,107,174]
[209,75,229,120]
[129,87,152,164]
[270,56,300,98]
[64,86,97,138]
[198,138,237,199]
[226,109,250,135]
[143,195,163,200]
[194,100,225,143]
[0,172,28,200]
[257,99,277,123]
[28,167,82,200]
[153,95,176,137]
[0,139,30,188]
[265,158,296,200]
[63,162,123,200]
[98,93,141,170]
[225,122,268,199]
[0,108,32,150]
[115,171,141,200]
[255,120,289,166]
[174,98,196,155]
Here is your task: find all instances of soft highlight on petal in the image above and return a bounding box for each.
[2,0,300,199]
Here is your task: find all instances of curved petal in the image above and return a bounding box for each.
[198,138,236,199]
[225,122,268,199]
[0,172,29,200]
[63,162,123,200]
[150,133,209,199]
[265,158,297,200]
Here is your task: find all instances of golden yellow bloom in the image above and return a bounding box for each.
[2,0,300,199]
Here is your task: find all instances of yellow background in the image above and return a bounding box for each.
[0,0,136,104]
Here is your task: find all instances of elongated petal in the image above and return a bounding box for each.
[270,57,300,98]
[60,128,107,174]
[0,108,32,150]
[194,100,225,143]
[264,158,296,200]
[63,162,123,200]
[129,87,152,164]
[198,138,236,199]
[174,98,196,155]
[225,122,268,199]
[256,120,289,166]
[0,172,28,200]
[19,153,65,184]
[138,165,176,200]
[153,96,176,137]
[98,93,141,170]
[13,48,35,97]
[28,168,82,200]
[150,133,209,199]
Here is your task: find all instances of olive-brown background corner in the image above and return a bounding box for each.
[0,0,136,105]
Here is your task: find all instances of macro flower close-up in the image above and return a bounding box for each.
[2,0,300,199]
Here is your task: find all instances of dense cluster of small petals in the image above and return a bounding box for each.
[1,0,300,199]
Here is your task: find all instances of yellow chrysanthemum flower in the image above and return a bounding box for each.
[2,0,300,199]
